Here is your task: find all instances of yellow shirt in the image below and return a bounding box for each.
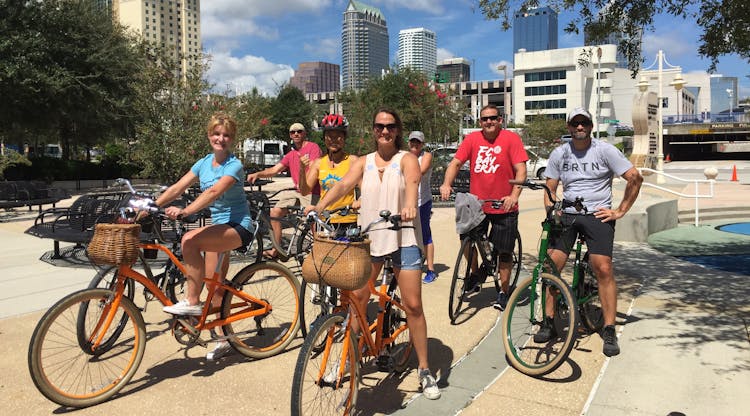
[318,154,357,223]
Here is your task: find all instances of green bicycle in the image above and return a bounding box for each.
[501,179,604,376]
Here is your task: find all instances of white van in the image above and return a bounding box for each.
[43,144,62,158]
[243,139,288,168]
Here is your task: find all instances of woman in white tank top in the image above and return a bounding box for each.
[307,108,441,400]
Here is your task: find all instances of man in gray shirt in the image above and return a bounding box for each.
[535,107,643,357]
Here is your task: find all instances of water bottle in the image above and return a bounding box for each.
[481,238,494,261]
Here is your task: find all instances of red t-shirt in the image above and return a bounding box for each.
[454,130,528,214]
[281,141,321,195]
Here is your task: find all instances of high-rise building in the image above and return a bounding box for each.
[513,6,557,52]
[289,62,340,94]
[436,58,471,83]
[113,0,202,80]
[397,28,437,76]
[341,0,389,90]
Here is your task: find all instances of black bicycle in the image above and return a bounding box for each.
[448,198,522,324]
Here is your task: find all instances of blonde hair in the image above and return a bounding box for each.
[206,112,237,138]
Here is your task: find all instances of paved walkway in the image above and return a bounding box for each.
[1,165,748,415]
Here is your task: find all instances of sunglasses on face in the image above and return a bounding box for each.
[289,130,305,134]
[568,120,593,127]
[480,115,499,122]
[373,123,398,132]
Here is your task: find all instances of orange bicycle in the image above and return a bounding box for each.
[290,211,413,415]
[27,182,301,408]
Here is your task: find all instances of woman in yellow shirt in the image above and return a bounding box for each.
[299,114,359,235]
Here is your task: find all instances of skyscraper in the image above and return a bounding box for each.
[113,0,202,80]
[513,6,557,52]
[397,28,437,76]
[341,0,389,90]
[290,62,340,94]
[437,58,471,83]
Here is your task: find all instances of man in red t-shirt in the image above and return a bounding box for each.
[440,104,528,310]
[247,122,321,258]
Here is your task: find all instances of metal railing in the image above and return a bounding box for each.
[637,168,715,226]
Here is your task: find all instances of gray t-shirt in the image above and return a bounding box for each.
[545,140,633,213]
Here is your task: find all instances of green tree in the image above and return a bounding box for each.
[268,85,314,141]
[0,0,143,159]
[521,112,567,154]
[129,46,214,183]
[476,0,750,73]
[0,149,31,180]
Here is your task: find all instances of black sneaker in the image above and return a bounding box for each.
[602,325,620,357]
[492,291,509,311]
[533,317,557,343]
[462,273,481,295]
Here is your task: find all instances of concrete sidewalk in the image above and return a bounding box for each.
[0,173,748,415]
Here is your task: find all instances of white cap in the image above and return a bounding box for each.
[567,107,592,123]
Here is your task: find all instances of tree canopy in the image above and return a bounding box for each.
[476,0,750,73]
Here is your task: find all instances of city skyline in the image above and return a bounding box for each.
[201,0,749,98]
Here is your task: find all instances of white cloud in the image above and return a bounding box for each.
[206,51,295,96]
[303,38,339,60]
[490,60,513,77]
[376,0,446,14]
[436,48,454,63]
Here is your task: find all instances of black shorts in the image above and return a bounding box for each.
[460,212,518,254]
[227,221,254,249]
[548,214,615,257]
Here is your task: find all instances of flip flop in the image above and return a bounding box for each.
[262,249,279,260]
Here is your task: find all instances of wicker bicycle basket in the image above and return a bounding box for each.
[87,223,142,266]
[301,236,371,290]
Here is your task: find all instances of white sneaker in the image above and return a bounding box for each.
[418,368,441,400]
[323,360,350,384]
[207,341,232,361]
[163,299,203,316]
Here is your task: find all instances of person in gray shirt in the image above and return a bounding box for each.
[534,107,643,357]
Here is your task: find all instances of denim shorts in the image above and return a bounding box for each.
[371,245,423,270]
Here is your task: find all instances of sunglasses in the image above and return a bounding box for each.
[480,115,499,122]
[289,130,305,134]
[373,123,398,132]
[568,120,593,127]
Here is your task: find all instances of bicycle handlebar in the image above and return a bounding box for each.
[306,209,408,241]
[509,179,587,214]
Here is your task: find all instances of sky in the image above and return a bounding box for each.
[200,0,750,99]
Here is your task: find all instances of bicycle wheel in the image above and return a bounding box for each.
[300,280,337,340]
[491,231,523,293]
[81,266,136,353]
[291,313,359,416]
[163,261,187,303]
[449,238,475,324]
[243,231,264,265]
[220,261,301,359]
[293,222,314,264]
[28,289,146,408]
[501,273,577,376]
[578,261,604,332]
[385,283,412,373]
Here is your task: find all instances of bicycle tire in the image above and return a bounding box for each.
[28,288,146,408]
[501,273,577,376]
[293,221,314,265]
[291,312,359,416]
[491,230,523,293]
[448,238,475,324]
[220,261,301,359]
[163,261,187,302]
[299,280,337,341]
[81,266,136,352]
[578,261,604,332]
[385,283,412,373]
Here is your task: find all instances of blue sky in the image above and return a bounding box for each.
[201,0,750,98]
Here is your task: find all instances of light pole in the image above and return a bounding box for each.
[596,47,602,139]
[641,50,685,173]
[669,74,686,122]
[726,88,734,121]
[497,64,508,128]
[458,73,463,142]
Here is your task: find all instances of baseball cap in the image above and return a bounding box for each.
[567,107,593,123]
[289,122,305,132]
[408,131,425,142]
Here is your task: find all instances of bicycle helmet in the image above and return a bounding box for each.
[321,114,349,131]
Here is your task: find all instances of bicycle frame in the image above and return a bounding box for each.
[88,243,273,350]
[316,260,407,386]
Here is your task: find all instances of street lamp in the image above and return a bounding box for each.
[497,64,508,128]
[641,50,685,173]
[596,47,602,139]
[726,88,734,121]
[669,74,686,122]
